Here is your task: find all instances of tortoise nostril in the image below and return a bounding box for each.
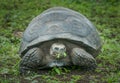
[60,48,64,51]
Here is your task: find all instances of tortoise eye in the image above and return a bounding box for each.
[54,47,59,50]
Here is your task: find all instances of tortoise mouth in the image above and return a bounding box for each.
[52,52,67,59]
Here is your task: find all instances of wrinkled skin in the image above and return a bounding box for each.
[20,40,97,75]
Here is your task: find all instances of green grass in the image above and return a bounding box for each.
[0,0,120,83]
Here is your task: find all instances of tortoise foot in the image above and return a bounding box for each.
[71,48,97,70]
[19,48,43,75]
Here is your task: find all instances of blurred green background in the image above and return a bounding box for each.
[0,0,120,83]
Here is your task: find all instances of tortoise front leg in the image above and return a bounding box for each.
[19,47,43,75]
[71,48,97,70]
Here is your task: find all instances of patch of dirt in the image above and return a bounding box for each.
[20,67,108,83]
[0,68,108,83]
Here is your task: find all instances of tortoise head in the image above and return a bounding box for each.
[50,43,67,59]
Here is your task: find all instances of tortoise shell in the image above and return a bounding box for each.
[19,7,101,57]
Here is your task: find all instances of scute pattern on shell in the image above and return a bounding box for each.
[19,7,101,56]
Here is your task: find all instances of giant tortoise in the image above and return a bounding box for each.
[19,7,102,74]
